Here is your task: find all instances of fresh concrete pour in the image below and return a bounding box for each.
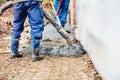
[22,42,84,57]
[21,24,85,57]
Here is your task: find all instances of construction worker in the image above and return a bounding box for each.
[54,0,70,27]
[10,0,44,61]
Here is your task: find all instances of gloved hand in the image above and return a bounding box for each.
[56,0,63,15]
[56,10,59,16]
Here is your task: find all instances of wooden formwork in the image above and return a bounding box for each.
[69,0,76,28]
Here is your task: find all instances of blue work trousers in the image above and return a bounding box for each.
[54,0,70,27]
[11,1,44,55]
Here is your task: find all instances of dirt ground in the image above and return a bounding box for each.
[0,3,102,80]
[0,53,101,80]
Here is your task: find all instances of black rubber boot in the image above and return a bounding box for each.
[10,53,23,59]
[31,48,43,61]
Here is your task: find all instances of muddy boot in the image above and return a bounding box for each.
[10,53,23,59]
[10,38,23,59]
[31,48,43,61]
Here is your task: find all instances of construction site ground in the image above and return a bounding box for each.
[0,4,102,80]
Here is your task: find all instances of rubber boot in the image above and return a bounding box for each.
[31,48,43,61]
[10,38,23,59]
[10,53,23,59]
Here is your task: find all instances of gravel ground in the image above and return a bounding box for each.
[0,53,101,80]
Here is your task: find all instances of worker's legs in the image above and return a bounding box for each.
[10,2,27,58]
[28,1,44,61]
[54,0,70,27]
[54,0,59,11]
[59,0,70,27]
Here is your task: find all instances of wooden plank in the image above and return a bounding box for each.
[69,0,76,28]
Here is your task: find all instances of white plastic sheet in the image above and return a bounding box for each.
[76,0,120,80]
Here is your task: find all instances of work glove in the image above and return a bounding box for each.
[56,10,59,16]
[56,0,63,16]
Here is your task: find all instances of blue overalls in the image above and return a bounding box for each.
[54,0,70,27]
[11,1,44,55]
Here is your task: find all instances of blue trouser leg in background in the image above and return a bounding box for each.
[11,1,44,55]
[54,0,70,27]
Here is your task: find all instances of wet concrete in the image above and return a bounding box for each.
[21,24,86,57]
[21,42,85,57]
[42,23,73,41]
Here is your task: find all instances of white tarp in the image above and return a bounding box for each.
[76,0,120,80]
